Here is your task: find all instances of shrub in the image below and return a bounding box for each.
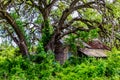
[0,45,120,80]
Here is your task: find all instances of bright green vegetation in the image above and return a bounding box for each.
[0,45,119,80]
[0,1,120,80]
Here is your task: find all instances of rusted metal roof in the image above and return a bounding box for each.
[77,39,111,58]
[88,39,110,50]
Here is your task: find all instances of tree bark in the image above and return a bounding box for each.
[45,33,68,64]
[54,41,67,64]
[0,11,29,57]
[17,41,29,57]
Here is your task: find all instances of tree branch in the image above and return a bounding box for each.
[27,0,42,12]
[58,1,96,30]
[58,26,96,40]
[46,0,58,10]
[4,25,19,45]
[0,11,26,43]
[62,17,100,31]
[58,0,80,27]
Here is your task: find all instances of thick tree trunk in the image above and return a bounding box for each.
[0,12,30,57]
[15,40,30,59]
[42,8,68,64]
[54,41,67,64]
[18,42,29,56]
[45,38,68,64]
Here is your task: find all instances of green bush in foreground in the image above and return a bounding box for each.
[0,46,120,80]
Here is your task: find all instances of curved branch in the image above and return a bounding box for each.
[58,26,96,40]
[58,1,96,26]
[0,11,26,43]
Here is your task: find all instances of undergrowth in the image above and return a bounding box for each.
[0,45,120,80]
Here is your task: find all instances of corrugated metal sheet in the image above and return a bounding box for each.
[80,48,107,58]
[88,40,110,50]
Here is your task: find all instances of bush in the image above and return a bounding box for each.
[0,45,120,80]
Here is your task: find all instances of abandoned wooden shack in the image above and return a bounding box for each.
[55,39,110,64]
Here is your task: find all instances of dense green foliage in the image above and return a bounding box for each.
[0,45,119,80]
[65,28,99,54]
[0,1,120,80]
